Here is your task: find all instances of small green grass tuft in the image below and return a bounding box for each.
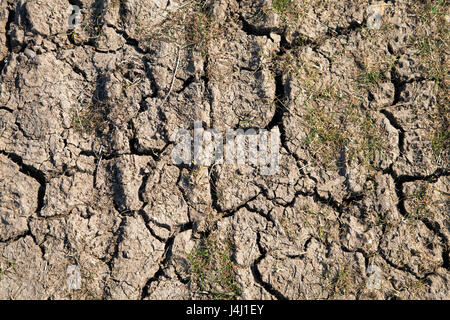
[357,69,383,87]
[359,116,386,167]
[0,261,17,279]
[431,130,450,162]
[411,0,449,85]
[407,182,436,220]
[303,102,386,169]
[187,236,241,300]
[141,0,221,56]
[71,100,112,134]
[272,0,291,14]
[409,1,449,165]
[324,267,351,298]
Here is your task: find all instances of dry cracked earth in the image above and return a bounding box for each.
[0,0,449,300]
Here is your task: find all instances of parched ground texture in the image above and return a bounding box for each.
[0,0,449,300]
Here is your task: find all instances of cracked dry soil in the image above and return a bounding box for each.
[0,0,449,300]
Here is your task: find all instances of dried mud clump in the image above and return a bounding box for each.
[0,0,448,300]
